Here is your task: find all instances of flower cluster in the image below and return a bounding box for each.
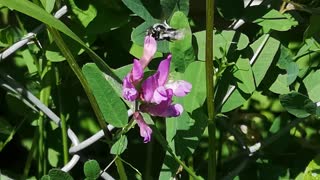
[122,35,192,143]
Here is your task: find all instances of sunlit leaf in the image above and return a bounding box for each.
[181,61,206,112]
[194,30,249,60]
[303,154,320,180]
[269,74,290,94]
[303,70,320,102]
[233,57,255,94]
[251,35,280,86]
[169,11,195,72]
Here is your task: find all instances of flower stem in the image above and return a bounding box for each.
[205,0,216,179]
[54,64,69,164]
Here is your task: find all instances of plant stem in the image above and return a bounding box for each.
[48,27,126,178]
[54,65,69,164]
[38,74,51,176]
[206,0,216,179]
[23,125,39,178]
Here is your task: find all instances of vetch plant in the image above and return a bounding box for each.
[123,35,192,143]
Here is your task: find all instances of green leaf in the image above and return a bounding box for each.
[245,7,298,31]
[251,35,280,86]
[194,30,249,60]
[46,169,73,180]
[280,92,316,118]
[68,0,97,28]
[286,62,299,85]
[40,0,55,13]
[48,148,59,167]
[269,74,290,94]
[303,154,320,180]
[160,0,189,18]
[182,61,206,112]
[233,57,255,94]
[41,175,51,180]
[82,63,127,127]
[161,109,207,178]
[221,88,249,112]
[110,135,128,155]
[121,0,154,21]
[269,117,281,134]
[303,70,320,102]
[84,160,101,179]
[169,11,195,72]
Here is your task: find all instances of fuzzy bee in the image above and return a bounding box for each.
[146,21,185,41]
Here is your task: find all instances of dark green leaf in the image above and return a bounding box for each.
[160,0,189,18]
[82,63,128,127]
[121,0,154,21]
[280,92,316,118]
[47,169,73,180]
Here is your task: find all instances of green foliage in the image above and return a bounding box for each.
[280,92,316,118]
[1,0,320,179]
[41,169,73,180]
[110,135,128,155]
[84,160,101,180]
[82,63,127,127]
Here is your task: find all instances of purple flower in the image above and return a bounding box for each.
[122,35,157,101]
[140,35,157,69]
[121,35,192,143]
[122,59,143,101]
[133,112,152,143]
[139,55,192,117]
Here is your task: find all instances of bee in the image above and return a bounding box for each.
[146,21,184,41]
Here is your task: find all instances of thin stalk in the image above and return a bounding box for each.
[48,27,126,178]
[54,65,69,164]
[205,0,216,179]
[23,126,39,178]
[38,80,51,176]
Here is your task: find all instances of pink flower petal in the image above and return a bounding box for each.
[134,112,152,143]
[131,59,143,84]
[140,35,157,69]
[141,72,160,102]
[157,55,171,86]
[165,80,192,97]
[122,75,138,101]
